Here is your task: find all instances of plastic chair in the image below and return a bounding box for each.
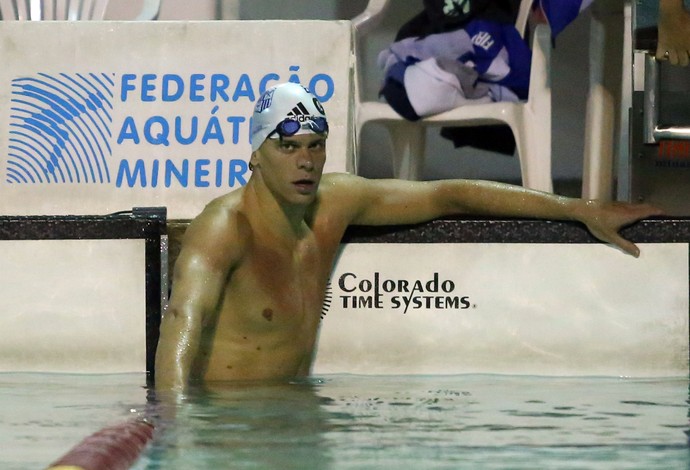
[352,0,553,193]
[0,0,160,21]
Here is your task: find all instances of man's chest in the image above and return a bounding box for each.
[227,236,328,310]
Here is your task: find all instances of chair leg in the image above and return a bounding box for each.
[388,122,426,180]
[582,7,618,201]
[514,119,553,193]
[518,23,553,193]
[583,83,615,200]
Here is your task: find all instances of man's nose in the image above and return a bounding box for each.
[296,149,314,170]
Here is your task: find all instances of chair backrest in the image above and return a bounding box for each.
[352,0,389,35]
[353,0,533,38]
[352,0,536,102]
[0,0,160,21]
[515,0,533,38]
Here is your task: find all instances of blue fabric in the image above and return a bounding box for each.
[380,18,531,102]
[462,20,531,98]
[540,0,594,38]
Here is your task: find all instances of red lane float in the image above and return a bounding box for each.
[46,419,154,470]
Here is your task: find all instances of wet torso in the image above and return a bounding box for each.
[192,193,347,383]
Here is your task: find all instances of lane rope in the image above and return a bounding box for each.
[46,418,154,470]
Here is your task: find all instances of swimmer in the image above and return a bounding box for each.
[154,82,662,392]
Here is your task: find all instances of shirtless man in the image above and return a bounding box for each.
[154,82,661,392]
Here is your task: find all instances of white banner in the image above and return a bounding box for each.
[314,243,689,377]
[0,20,352,218]
[0,239,146,373]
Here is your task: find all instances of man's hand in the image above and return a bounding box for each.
[578,201,665,257]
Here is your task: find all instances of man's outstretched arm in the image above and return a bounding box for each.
[334,175,663,257]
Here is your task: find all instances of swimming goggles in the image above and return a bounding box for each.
[266,117,329,140]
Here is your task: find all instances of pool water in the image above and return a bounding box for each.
[140,375,690,469]
[2,374,689,469]
[1,373,148,470]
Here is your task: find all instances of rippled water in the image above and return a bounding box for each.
[139,375,690,469]
[2,373,689,469]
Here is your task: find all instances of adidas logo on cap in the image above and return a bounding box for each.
[286,102,317,123]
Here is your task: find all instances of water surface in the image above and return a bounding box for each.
[1,373,688,469]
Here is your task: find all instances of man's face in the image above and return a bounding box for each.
[252,133,327,205]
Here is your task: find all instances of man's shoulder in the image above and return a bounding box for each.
[197,189,244,219]
[321,172,358,182]
[187,190,248,238]
[312,173,373,223]
[319,172,367,194]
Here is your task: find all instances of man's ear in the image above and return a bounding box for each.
[249,151,259,171]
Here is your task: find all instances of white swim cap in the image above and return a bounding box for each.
[251,82,328,152]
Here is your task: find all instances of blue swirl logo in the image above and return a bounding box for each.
[8,73,113,184]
